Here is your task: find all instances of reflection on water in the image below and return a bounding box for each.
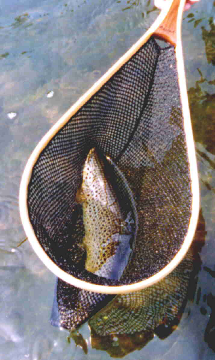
[0,195,19,230]
[0,0,214,359]
[7,112,17,120]
[202,17,215,66]
[189,73,215,155]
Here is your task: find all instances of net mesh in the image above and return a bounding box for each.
[28,37,192,290]
[88,251,193,336]
[51,249,193,331]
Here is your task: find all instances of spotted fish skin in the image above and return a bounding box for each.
[76,148,134,280]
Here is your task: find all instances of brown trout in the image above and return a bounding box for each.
[76,148,136,280]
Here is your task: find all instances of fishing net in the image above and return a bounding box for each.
[51,249,193,331]
[28,37,192,289]
[88,251,193,336]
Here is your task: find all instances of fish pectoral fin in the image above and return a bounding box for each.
[77,242,85,251]
[76,187,85,203]
[69,331,88,354]
[117,221,131,235]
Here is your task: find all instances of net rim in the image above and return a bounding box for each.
[19,0,199,294]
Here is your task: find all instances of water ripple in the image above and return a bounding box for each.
[0,195,20,230]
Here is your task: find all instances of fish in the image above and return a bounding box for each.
[76,148,137,280]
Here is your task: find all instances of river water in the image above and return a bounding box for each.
[0,0,214,359]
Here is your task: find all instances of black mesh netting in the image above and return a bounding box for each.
[28,37,192,328]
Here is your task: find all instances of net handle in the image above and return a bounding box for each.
[154,0,183,46]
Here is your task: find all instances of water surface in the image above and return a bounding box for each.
[0,0,214,359]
